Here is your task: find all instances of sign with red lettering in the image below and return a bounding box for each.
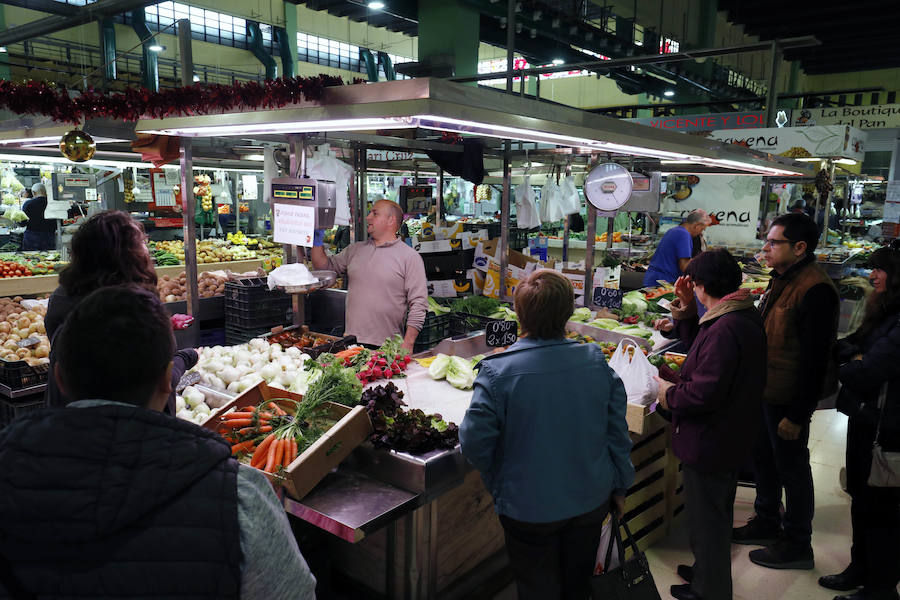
[627,111,765,132]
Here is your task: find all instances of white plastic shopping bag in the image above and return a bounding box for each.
[608,339,659,406]
[594,516,621,575]
[515,175,541,229]
[539,178,565,223]
[559,174,582,216]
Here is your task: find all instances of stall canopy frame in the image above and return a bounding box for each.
[136,77,817,303]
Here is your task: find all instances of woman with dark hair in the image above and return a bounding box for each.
[460,269,634,600]
[819,245,900,600]
[654,249,767,600]
[46,210,196,411]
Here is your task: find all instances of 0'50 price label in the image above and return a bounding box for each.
[592,286,624,309]
[485,320,517,347]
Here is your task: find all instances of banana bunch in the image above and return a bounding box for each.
[227,231,251,246]
[475,185,492,202]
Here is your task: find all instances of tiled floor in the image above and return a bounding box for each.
[495,409,899,599]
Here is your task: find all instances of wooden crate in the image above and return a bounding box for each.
[204,380,372,499]
[626,402,665,436]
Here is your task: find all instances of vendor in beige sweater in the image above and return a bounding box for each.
[310,199,428,351]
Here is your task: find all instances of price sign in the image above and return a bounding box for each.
[592,286,624,309]
[272,202,316,247]
[16,337,41,349]
[485,320,517,347]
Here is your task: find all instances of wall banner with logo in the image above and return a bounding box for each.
[661,174,762,245]
[706,125,867,162]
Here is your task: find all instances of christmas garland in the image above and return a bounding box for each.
[0,74,353,124]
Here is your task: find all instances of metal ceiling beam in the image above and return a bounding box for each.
[0,0,80,17]
[0,0,164,46]
[449,35,820,83]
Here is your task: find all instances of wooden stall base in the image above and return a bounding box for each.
[327,469,505,599]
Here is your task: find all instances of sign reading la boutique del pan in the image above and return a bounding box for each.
[792,104,900,129]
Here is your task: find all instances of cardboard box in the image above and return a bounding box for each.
[473,238,551,272]
[413,237,465,253]
[204,381,372,499]
[427,277,474,298]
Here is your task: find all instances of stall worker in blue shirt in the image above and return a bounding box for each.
[644,210,710,287]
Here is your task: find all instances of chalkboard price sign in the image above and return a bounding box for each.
[592,286,624,309]
[485,320,518,347]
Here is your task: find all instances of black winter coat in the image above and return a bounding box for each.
[837,304,900,452]
[0,403,242,598]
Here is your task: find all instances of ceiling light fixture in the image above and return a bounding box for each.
[663,90,675,97]
[192,74,201,82]
[140,116,416,137]
[0,47,7,54]
[551,59,565,65]
[368,1,385,9]
[148,43,164,52]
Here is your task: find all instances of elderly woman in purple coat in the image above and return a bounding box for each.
[655,249,768,600]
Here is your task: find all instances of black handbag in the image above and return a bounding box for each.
[590,513,661,600]
[869,383,900,488]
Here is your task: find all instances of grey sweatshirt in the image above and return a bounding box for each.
[324,237,428,346]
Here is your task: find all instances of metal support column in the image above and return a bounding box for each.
[359,150,369,241]
[499,144,512,303]
[584,205,598,308]
[764,41,782,127]
[505,0,515,94]
[436,168,444,229]
[177,19,198,336]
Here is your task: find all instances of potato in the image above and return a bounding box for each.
[8,335,20,343]
[15,348,29,359]
[0,322,10,334]
[33,346,49,358]
[3,340,18,351]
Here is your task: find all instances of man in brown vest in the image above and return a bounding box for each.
[732,213,839,570]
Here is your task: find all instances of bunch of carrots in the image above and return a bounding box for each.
[218,399,328,474]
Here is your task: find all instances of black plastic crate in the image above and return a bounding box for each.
[224,277,292,330]
[462,221,501,239]
[0,358,50,389]
[449,312,500,336]
[417,312,450,347]
[508,228,533,250]
[225,323,274,345]
[421,249,476,278]
[0,395,46,428]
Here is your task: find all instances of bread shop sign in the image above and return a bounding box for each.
[791,104,900,130]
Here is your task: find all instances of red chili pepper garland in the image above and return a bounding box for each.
[0,75,362,124]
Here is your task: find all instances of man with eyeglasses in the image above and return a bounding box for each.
[732,213,839,571]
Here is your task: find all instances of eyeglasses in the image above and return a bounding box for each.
[763,238,794,247]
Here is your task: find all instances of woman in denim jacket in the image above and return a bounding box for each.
[460,269,634,600]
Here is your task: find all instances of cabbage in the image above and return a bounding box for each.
[428,354,451,379]
[428,353,479,390]
[446,356,477,390]
[612,325,652,340]
[621,292,648,314]
[570,307,593,323]
[590,318,620,330]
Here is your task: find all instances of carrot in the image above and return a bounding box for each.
[224,412,254,420]
[264,437,281,472]
[289,439,298,464]
[266,402,287,416]
[257,425,273,433]
[231,440,254,455]
[251,434,275,468]
[222,419,252,428]
[267,438,285,472]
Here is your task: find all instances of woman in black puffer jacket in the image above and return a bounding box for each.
[819,244,900,600]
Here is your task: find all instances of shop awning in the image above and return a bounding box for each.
[135,78,816,178]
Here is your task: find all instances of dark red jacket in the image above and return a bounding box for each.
[666,302,767,472]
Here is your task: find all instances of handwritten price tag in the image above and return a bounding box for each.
[592,286,623,309]
[16,337,41,349]
[485,320,517,347]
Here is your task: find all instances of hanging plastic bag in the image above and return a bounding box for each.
[539,174,564,223]
[515,175,541,229]
[608,339,659,406]
[559,174,582,216]
[594,516,621,575]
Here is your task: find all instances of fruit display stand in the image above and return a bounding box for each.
[0,258,265,298]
